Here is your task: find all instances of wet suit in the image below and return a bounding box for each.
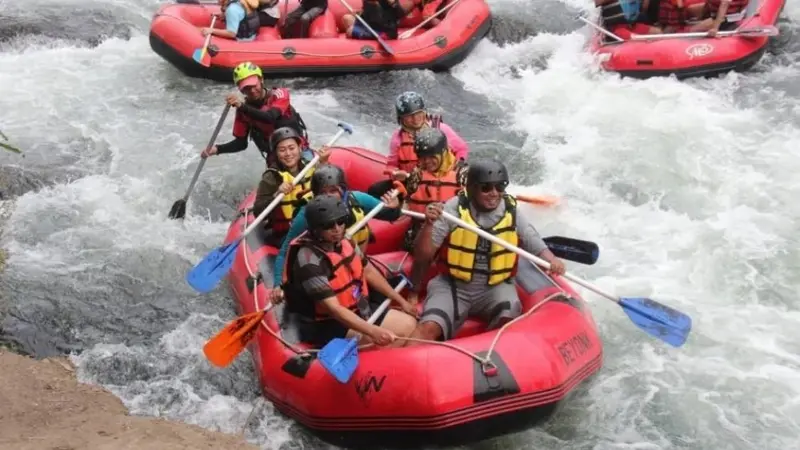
[216,89,310,166]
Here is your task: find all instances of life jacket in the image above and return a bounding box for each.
[439,192,519,286]
[267,164,314,233]
[282,235,367,321]
[344,193,371,250]
[706,0,748,14]
[407,168,461,214]
[230,0,263,39]
[395,114,442,172]
[600,0,641,27]
[238,96,309,156]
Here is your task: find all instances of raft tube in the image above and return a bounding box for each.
[149,0,492,81]
[222,146,603,446]
[590,0,785,79]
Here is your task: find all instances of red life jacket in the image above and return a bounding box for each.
[238,89,309,147]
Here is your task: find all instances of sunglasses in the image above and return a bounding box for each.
[321,218,347,230]
[478,182,508,193]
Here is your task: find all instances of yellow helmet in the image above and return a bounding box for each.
[232,62,262,85]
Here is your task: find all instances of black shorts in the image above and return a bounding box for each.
[302,288,391,347]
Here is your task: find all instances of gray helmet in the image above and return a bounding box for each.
[269,127,302,153]
[305,194,349,231]
[413,128,447,157]
[467,159,509,186]
[310,164,347,195]
[395,91,425,121]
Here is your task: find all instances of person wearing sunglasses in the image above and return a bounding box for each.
[201,62,313,166]
[400,127,467,250]
[251,127,331,246]
[271,165,408,312]
[404,159,566,344]
[275,195,418,348]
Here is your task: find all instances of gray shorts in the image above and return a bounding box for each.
[419,275,522,340]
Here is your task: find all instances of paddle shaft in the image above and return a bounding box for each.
[183,104,231,202]
[337,0,394,53]
[398,0,460,39]
[367,277,409,323]
[631,26,776,40]
[402,208,623,305]
[579,16,624,42]
[344,188,400,239]
[198,15,218,55]
[239,127,347,240]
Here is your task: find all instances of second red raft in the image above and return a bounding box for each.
[221,146,604,446]
[149,0,492,81]
[590,0,785,79]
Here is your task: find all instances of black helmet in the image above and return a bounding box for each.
[413,128,447,157]
[310,164,347,195]
[467,159,509,186]
[269,127,302,153]
[395,91,425,121]
[305,194,349,231]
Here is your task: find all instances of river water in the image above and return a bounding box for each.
[1,0,798,448]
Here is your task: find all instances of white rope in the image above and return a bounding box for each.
[237,209,567,374]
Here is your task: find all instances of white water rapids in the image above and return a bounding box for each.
[1,0,798,448]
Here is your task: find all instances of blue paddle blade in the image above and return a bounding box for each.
[192,48,211,67]
[186,241,240,293]
[619,297,692,347]
[318,337,359,383]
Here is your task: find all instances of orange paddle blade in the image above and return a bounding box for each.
[203,310,266,367]
[516,194,561,207]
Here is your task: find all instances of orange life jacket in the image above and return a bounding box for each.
[282,235,367,322]
[407,169,461,214]
[394,115,442,172]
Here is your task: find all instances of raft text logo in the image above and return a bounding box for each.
[354,372,386,406]
[556,331,592,367]
[685,43,714,59]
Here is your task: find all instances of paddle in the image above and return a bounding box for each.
[631,25,778,41]
[204,304,274,367]
[401,209,598,265]
[515,193,560,207]
[577,16,624,43]
[0,129,23,155]
[319,278,408,383]
[434,210,691,347]
[398,0,461,39]
[202,186,404,369]
[338,0,395,55]
[186,121,354,293]
[169,104,232,220]
[381,170,561,207]
[193,15,218,67]
[542,236,599,265]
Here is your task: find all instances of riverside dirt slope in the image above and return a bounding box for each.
[0,351,260,450]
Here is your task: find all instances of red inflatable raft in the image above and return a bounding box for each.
[590,0,785,79]
[149,0,491,81]
[223,147,603,446]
